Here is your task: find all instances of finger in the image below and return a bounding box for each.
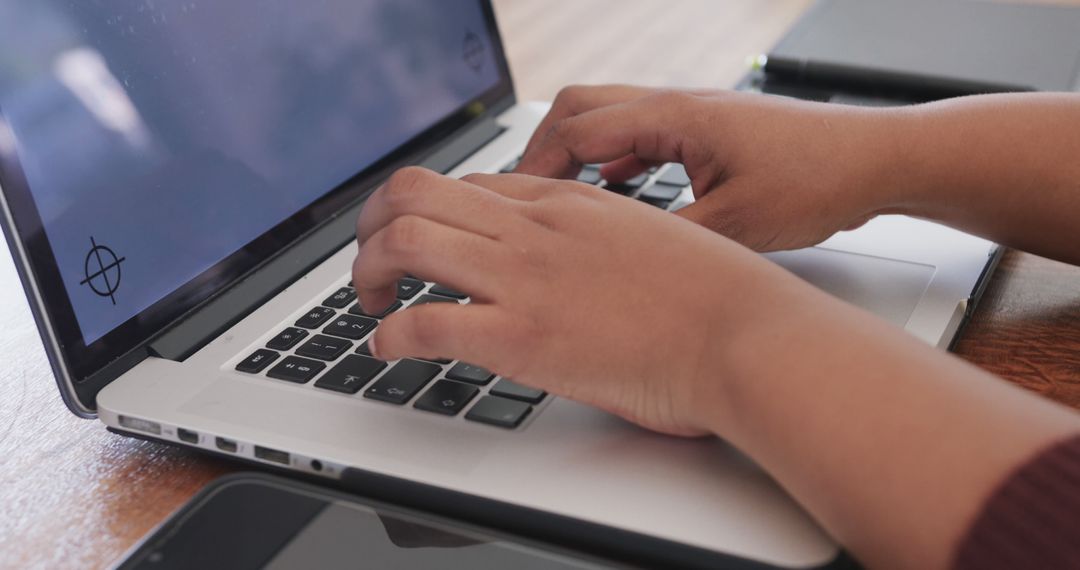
[352,215,510,313]
[370,303,532,379]
[357,167,518,246]
[520,84,659,162]
[460,172,600,203]
[516,91,704,180]
[674,185,755,248]
[598,155,660,184]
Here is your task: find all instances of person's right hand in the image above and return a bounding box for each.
[515,85,915,252]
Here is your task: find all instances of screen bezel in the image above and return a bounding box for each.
[0,1,514,391]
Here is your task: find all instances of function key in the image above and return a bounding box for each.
[465,396,532,428]
[364,359,442,405]
[490,379,547,404]
[446,362,495,385]
[429,284,467,299]
[266,356,326,383]
[266,327,309,351]
[349,300,402,319]
[322,287,357,309]
[397,278,425,300]
[295,307,336,329]
[322,314,377,340]
[314,355,387,394]
[295,334,352,361]
[657,164,691,187]
[413,380,479,416]
[235,349,280,374]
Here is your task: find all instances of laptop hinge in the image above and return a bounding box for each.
[147,114,508,363]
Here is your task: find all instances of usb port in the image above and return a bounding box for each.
[215,437,238,453]
[177,428,199,444]
[254,445,290,465]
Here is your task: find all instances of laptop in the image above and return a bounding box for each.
[0,1,998,568]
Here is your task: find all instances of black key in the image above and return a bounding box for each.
[410,294,458,307]
[397,278,425,300]
[322,314,377,340]
[364,359,442,404]
[499,157,520,173]
[295,334,352,361]
[295,306,336,329]
[414,380,480,416]
[639,184,683,202]
[417,356,453,365]
[643,199,672,209]
[490,379,547,404]
[266,327,309,351]
[236,349,280,374]
[266,356,326,383]
[314,355,387,394]
[430,284,467,299]
[446,362,495,385]
[657,164,691,187]
[606,173,649,194]
[356,341,373,356]
[349,300,401,319]
[465,396,532,428]
[322,287,357,309]
[576,168,602,185]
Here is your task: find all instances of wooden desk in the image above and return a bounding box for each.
[1,1,1078,567]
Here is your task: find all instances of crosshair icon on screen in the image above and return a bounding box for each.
[79,236,125,305]
[463,30,485,72]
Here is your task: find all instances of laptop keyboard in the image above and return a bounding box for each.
[231,275,542,430]
[230,158,692,430]
[500,157,692,211]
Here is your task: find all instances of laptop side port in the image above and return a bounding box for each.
[254,445,290,465]
[177,428,199,444]
[215,437,238,453]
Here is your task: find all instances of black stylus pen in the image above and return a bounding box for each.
[757,54,1035,100]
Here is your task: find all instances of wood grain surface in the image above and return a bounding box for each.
[1,1,1078,568]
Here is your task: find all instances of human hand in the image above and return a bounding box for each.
[515,85,915,252]
[351,167,825,437]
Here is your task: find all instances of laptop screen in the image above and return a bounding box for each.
[0,1,507,381]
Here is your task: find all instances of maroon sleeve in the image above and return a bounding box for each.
[953,434,1080,570]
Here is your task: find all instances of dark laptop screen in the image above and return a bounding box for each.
[0,1,502,349]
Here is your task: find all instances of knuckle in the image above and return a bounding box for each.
[407,308,450,351]
[383,167,434,207]
[547,116,579,144]
[553,84,586,108]
[381,215,427,257]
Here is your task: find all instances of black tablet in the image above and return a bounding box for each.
[114,473,630,570]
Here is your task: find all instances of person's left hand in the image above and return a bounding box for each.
[351,166,827,437]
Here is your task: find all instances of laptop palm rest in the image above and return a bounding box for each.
[765,247,935,328]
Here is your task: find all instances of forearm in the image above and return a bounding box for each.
[706,290,1080,569]
[890,93,1080,265]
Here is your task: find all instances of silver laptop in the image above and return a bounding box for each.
[0,1,998,568]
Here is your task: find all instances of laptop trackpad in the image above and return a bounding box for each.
[764,247,935,327]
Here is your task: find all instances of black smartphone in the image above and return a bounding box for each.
[114,472,631,570]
